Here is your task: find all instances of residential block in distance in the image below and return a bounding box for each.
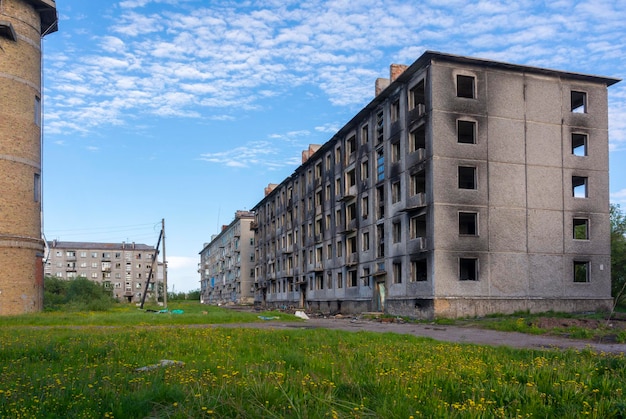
[199,211,256,305]
[45,241,162,303]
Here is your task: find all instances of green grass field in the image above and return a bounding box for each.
[1,303,624,418]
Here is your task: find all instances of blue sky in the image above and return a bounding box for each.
[42,0,626,292]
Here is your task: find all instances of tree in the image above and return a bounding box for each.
[610,204,626,305]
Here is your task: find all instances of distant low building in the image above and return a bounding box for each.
[199,211,256,305]
[45,241,163,303]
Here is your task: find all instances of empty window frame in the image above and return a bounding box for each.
[376,111,384,143]
[411,259,427,282]
[571,91,587,113]
[391,180,401,203]
[409,80,425,110]
[361,124,369,144]
[572,176,588,198]
[457,75,475,98]
[346,168,356,188]
[409,214,426,240]
[392,221,402,243]
[572,133,588,156]
[34,173,41,202]
[393,262,402,284]
[459,258,478,281]
[410,125,426,153]
[391,99,400,122]
[410,170,426,196]
[573,261,590,283]
[573,218,589,240]
[346,135,356,158]
[458,120,476,144]
[459,212,478,235]
[348,269,358,287]
[362,231,370,251]
[34,96,41,127]
[361,160,369,180]
[458,166,476,189]
[391,141,401,162]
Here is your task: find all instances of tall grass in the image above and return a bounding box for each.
[0,313,624,418]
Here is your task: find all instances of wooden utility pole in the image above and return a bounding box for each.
[162,218,167,309]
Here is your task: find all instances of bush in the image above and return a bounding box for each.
[44,276,116,311]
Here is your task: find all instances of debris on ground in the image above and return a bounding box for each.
[136,359,185,373]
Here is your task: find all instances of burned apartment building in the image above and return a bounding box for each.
[45,241,162,303]
[251,51,620,319]
[199,211,256,305]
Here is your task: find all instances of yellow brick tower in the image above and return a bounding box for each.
[0,0,57,314]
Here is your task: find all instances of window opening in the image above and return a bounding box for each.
[409,80,425,110]
[573,261,589,282]
[393,262,402,284]
[459,212,478,235]
[376,149,385,181]
[458,120,476,144]
[457,75,475,98]
[571,91,587,113]
[410,125,426,153]
[572,176,588,198]
[459,258,478,281]
[458,166,476,189]
[411,259,427,282]
[573,218,589,240]
[376,111,384,144]
[572,133,588,156]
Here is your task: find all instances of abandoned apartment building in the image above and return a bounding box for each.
[199,211,256,306]
[45,241,163,303]
[245,51,620,319]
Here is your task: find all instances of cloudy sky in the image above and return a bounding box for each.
[42,0,626,292]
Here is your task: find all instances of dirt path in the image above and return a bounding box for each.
[212,317,626,355]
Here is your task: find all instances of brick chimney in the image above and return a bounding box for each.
[390,64,408,82]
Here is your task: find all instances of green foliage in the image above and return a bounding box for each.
[168,289,201,301]
[0,326,624,418]
[611,204,626,305]
[44,276,115,311]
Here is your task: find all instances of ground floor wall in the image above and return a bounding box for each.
[253,294,614,320]
[0,242,44,315]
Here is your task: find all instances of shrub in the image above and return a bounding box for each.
[44,276,115,311]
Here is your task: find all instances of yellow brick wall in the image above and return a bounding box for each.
[0,0,48,314]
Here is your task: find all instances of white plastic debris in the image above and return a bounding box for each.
[294,310,309,320]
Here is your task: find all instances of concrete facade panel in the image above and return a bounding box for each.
[488,252,529,296]
[527,209,563,254]
[486,71,525,119]
[527,166,563,210]
[526,122,562,167]
[525,76,562,124]
[487,118,525,164]
[487,162,526,207]
[488,207,527,252]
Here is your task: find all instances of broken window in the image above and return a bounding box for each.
[411,259,427,282]
[348,270,358,287]
[346,201,356,221]
[361,125,369,144]
[572,176,588,198]
[459,212,478,235]
[34,96,41,127]
[409,80,425,110]
[571,91,587,113]
[393,221,402,243]
[458,166,476,189]
[361,195,369,219]
[377,186,385,219]
[376,110,384,144]
[377,224,385,258]
[410,214,427,240]
[34,173,41,202]
[573,261,589,283]
[410,170,426,196]
[347,235,357,255]
[457,75,475,98]
[346,168,356,188]
[346,135,356,159]
[361,160,369,180]
[573,218,589,240]
[410,125,426,153]
[572,133,588,156]
[391,99,400,122]
[391,180,401,203]
[459,258,478,281]
[391,141,401,162]
[337,272,343,288]
[393,262,402,284]
[362,231,370,251]
[458,120,476,144]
